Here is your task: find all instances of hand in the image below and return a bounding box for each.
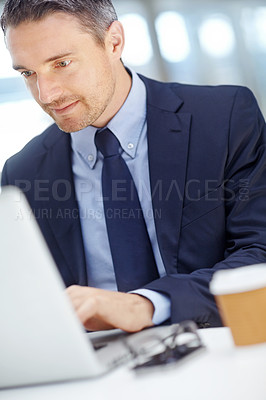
[65,285,155,332]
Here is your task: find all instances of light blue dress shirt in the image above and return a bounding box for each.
[70,70,170,324]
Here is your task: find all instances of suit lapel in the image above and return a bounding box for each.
[140,75,191,273]
[36,128,87,285]
[36,74,190,282]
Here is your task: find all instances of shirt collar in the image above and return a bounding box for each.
[71,69,147,169]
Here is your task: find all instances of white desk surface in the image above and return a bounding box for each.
[1,327,266,400]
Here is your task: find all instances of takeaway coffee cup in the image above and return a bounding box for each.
[210,264,266,346]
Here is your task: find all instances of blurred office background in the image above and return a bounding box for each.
[0,0,266,171]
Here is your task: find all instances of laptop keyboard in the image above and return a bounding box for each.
[89,331,132,369]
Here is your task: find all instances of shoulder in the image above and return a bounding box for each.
[2,124,69,184]
[139,72,254,96]
[138,73,258,111]
[8,124,61,158]
[176,83,257,109]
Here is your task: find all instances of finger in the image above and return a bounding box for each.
[68,296,84,311]
[75,296,97,325]
[65,285,80,295]
[66,285,93,303]
[83,317,113,332]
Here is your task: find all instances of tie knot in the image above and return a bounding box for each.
[95,128,120,158]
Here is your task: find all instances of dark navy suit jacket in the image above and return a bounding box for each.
[2,74,266,327]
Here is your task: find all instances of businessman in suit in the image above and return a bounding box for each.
[1,0,266,332]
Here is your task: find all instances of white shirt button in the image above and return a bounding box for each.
[127,143,134,150]
[88,154,94,162]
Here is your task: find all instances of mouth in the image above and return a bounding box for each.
[52,100,80,115]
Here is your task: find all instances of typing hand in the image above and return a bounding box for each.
[65,285,155,332]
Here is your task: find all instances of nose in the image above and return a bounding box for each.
[37,75,63,104]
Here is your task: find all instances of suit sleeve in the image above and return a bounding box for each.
[144,87,266,327]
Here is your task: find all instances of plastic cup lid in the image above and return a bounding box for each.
[210,264,266,295]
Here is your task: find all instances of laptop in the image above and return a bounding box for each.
[0,186,148,388]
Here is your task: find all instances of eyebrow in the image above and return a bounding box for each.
[13,52,73,71]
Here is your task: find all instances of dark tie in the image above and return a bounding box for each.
[95,128,159,292]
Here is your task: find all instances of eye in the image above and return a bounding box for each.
[56,60,71,68]
[21,70,35,78]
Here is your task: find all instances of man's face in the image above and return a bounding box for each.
[6,13,121,132]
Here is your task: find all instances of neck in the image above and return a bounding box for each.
[92,64,132,128]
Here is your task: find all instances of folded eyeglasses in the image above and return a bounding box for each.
[124,320,205,372]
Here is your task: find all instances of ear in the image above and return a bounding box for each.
[105,21,125,59]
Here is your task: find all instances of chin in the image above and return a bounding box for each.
[55,118,90,133]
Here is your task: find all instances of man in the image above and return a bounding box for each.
[1,0,266,333]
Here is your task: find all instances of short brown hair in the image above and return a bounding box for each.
[1,0,118,45]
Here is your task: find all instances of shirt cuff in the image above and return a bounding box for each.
[130,289,171,325]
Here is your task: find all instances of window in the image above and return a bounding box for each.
[155,11,190,63]
[198,15,235,58]
[120,13,153,66]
